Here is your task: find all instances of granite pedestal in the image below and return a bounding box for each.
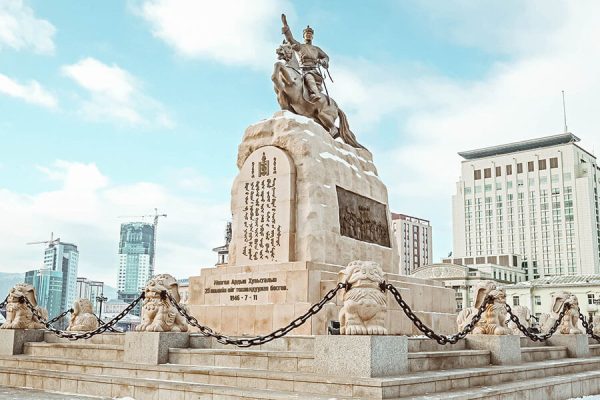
[124,331,189,365]
[547,334,590,358]
[0,329,45,355]
[466,334,522,365]
[314,335,408,378]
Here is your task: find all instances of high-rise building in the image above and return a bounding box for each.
[117,222,155,305]
[391,213,432,275]
[453,133,600,280]
[43,242,79,312]
[77,277,105,314]
[24,268,63,318]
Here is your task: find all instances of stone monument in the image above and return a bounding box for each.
[186,15,456,336]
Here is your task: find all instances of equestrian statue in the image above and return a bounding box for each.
[272,14,364,149]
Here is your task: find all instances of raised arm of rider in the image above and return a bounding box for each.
[282,25,301,49]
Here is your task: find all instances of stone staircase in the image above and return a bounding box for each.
[1,332,600,399]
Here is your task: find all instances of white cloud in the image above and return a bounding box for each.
[326,3,600,260]
[0,73,57,108]
[0,0,55,54]
[62,57,174,128]
[136,0,291,68]
[0,161,229,288]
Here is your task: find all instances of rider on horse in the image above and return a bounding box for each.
[281,16,329,102]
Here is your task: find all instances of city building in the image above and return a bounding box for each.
[412,256,526,311]
[391,213,432,275]
[178,278,190,304]
[76,277,105,314]
[24,268,63,318]
[505,275,600,320]
[43,242,79,313]
[116,222,155,308]
[453,133,600,280]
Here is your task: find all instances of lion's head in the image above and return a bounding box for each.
[339,260,385,288]
[473,281,506,308]
[72,298,94,315]
[8,283,38,306]
[144,274,181,302]
[551,291,579,314]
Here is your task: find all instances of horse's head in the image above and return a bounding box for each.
[276,43,294,63]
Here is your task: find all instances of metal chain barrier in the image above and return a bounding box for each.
[93,313,120,333]
[166,282,345,347]
[578,313,600,343]
[20,293,142,340]
[0,295,8,309]
[386,283,492,345]
[46,308,73,326]
[505,302,569,341]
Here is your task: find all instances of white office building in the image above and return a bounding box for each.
[43,242,79,312]
[453,133,600,280]
[392,213,432,275]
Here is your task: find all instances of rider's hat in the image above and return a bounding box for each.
[303,25,314,35]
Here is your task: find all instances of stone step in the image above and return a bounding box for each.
[169,348,314,372]
[519,336,548,347]
[43,332,125,346]
[408,350,490,372]
[23,342,123,362]
[521,345,568,362]
[591,344,600,356]
[2,354,600,399]
[189,334,315,352]
[407,337,466,352]
[396,369,600,399]
[0,365,356,400]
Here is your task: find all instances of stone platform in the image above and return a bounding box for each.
[188,261,457,336]
[2,331,600,399]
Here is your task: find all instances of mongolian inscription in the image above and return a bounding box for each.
[234,146,295,264]
[204,276,288,304]
[336,186,391,247]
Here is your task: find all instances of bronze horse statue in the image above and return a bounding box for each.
[272,43,364,149]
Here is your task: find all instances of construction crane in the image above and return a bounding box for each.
[26,232,61,247]
[118,208,167,272]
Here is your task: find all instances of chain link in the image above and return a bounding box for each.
[0,295,8,310]
[578,313,600,343]
[386,283,492,344]
[166,282,344,347]
[46,308,73,326]
[92,313,120,333]
[20,293,142,340]
[505,302,569,341]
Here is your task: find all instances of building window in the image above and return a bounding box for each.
[506,165,513,175]
[484,168,491,178]
[535,295,541,305]
[513,296,520,306]
[588,294,596,305]
[528,161,534,172]
[550,157,559,168]
[495,166,502,177]
[538,159,547,170]
[474,170,482,180]
[517,163,523,174]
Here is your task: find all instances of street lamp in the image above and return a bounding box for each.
[96,293,108,320]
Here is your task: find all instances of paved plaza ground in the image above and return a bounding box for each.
[0,387,109,400]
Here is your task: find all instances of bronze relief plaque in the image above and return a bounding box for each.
[336,186,391,247]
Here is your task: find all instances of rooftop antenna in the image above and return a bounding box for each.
[562,90,568,133]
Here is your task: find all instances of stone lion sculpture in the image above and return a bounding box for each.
[136,274,188,332]
[506,305,536,336]
[0,283,48,329]
[66,298,98,332]
[592,315,600,336]
[338,260,387,335]
[539,292,582,334]
[456,281,512,335]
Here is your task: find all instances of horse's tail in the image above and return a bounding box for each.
[338,109,365,149]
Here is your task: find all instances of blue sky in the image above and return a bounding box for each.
[2,0,599,286]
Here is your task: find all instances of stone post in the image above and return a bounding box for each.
[124,331,189,364]
[0,329,45,355]
[314,335,408,378]
[466,334,521,365]
[547,334,589,358]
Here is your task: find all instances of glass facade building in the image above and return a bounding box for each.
[43,243,79,312]
[24,268,63,318]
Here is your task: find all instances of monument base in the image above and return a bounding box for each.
[188,261,457,336]
[0,329,45,355]
[124,332,189,364]
[466,334,522,365]
[547,334,590,358]
[314,335,408,378]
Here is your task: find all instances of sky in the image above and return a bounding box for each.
[1,0,600,287]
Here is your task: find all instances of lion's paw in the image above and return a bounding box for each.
[345,324,368,335]
[366,325,387,335]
